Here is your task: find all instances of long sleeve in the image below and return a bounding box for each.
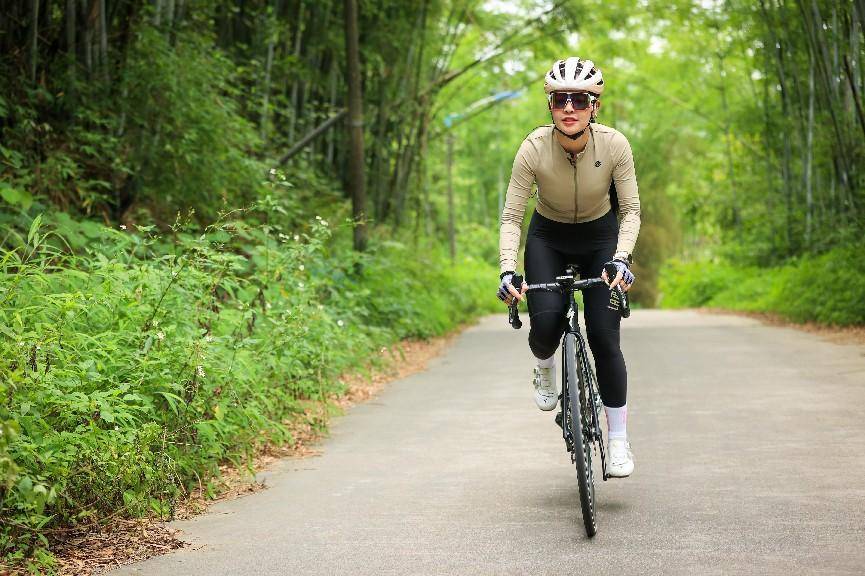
[499,139,536,274]
[611,134,641,261]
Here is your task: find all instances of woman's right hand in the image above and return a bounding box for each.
[497,272,528,305]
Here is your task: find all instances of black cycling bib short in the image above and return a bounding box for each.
[524,209,627,408]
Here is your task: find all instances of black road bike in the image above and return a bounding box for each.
[507,263,630,537]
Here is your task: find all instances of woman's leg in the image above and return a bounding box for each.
[524,235,568,360]
[581,249,627,410]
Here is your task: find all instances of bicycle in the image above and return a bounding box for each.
[507,263,630,537]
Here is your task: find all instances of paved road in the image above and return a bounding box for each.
[110,310,865,576]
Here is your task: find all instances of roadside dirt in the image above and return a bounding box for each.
[697,307,865,345]
[31,328,467,576]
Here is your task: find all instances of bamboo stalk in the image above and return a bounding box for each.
[28,0,41,83]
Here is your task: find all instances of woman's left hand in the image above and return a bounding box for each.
[601,259,635,292]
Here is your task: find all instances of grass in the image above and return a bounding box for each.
[657,243,865,326]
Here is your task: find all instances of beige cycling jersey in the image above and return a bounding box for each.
[499,122,641,274]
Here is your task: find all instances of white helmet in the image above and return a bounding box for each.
[543,57,604,96]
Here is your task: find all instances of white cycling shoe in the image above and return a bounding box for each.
[606,438,634,478]
[532,365,558,411]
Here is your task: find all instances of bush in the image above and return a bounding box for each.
[0,209,498,569]
[658,244,865,326]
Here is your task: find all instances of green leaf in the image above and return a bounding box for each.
[17,475,33,495]
[0,182,32,209]
[28,214,43,246]
[155,391,183,416]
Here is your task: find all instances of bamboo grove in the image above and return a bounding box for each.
[0,0,580,236]
[0,0,864,278]
[745,0,865,258]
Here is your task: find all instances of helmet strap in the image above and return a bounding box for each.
[554,125,585,140]
[549,102,596,140]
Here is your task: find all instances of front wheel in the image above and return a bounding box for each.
[564,333,597,537]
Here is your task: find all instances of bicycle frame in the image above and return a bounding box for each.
[559,281,608,482]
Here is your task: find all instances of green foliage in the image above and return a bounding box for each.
[658,244,865,326]
[0,208,498,568]
[122,26,263,220]
[0,21,263,223]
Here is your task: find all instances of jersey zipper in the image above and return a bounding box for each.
[573,155,579,222]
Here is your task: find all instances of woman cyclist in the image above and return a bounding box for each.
[496,57,640,478]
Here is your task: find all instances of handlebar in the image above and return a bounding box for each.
[507,270,631,330]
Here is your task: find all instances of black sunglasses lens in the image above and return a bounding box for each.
[552,92,591,110]
[572,93,590,109]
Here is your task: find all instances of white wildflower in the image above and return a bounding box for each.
[337,320,344,327]
[269,168,277,176]
[321,220,328,227]
[152,319,159,327]
[298,264,305,271]
[120,224,127,230]
[205,335,214,343]
[293,234,300,241]
[298,282,304,289]
[196,365,206,378]
[157,331,165,341]
[315,215,322,221]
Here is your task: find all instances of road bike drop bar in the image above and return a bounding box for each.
[508,266,631,330]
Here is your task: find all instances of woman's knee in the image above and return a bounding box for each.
[528,311,564,359]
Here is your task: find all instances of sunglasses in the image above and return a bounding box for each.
[548,91,597,110]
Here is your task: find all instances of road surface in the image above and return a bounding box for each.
[109,310,865,575]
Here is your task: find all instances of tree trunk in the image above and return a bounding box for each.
[278,109,347,165]
[66,0,76,77]
[371,80,390,220]
[260,12,276,142]
[446,132,456,262]
[28,0,41,83]
[344,0,367,252]
[84,0,93,74]
[288,0,305,144]
[98,0,108,78]
[843,55,865,141]
[805,61,815,245]
[717,49,740,231]
[326,61,338,164]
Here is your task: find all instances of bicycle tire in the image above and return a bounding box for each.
[577,333,607,479]
[564,333,597,537]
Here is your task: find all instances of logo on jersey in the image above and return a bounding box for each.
[595,160,602,168]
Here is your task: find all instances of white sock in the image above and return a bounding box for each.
[536,354,555,368]
[605,404,628,440]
